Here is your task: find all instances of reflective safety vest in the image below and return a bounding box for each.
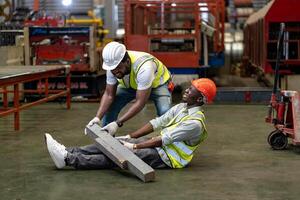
[118,51,171,89]
[161,109,207,168]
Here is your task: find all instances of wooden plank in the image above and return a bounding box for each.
[24,27,31,66]
[86,125,126,169]
[85,124,155,182]
[94,137,127,169]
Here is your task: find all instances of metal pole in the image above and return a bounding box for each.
[14,84,20,131]
[273,23,285,95]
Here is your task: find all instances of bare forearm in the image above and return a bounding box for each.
[117,100,146,123]
[96,93,114,118]
[130,122,153,138]
[135,136,162,149]
[118,89,151,124]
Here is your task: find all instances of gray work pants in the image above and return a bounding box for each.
[65,138,168,170]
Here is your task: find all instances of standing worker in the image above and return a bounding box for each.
[45,78,217,170]
[87,41,173,136]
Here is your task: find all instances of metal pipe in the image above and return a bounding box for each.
[66,19,103,26]
[13,84,20,130]
[203,34,209,66]
[3,86,8,108]
[267,23,285,123]
[273,23,285,95]
[66,72,71,109]
[0,91,68,118]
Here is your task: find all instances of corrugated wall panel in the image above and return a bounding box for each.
[21,0,93,13]
[116,0,124,28]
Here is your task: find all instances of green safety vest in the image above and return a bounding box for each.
[118,51,170,89]
[161,109,207,168]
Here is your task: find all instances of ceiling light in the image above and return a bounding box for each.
[62,0,72,6]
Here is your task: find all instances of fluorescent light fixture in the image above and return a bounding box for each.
[200,7,208,12]
[62,0,72,6]
[171,3,177,7]
[199,2,208,11]
[198,3,207,6]
[146,4,152,7]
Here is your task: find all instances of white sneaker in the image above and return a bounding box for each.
[45,133,68,169]
[45,133,66,151]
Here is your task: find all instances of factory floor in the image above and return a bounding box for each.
[1,101,300,200]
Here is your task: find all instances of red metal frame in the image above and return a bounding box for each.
[124,0,225,68]
[244,0,300,74]
[0,65,71,131]
[266,91,300,145]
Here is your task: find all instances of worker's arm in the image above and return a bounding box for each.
[130,120,202,149]
[96,84,117,119]
[135,136,162,149]
[149,104,179,130]
[119,104,178,139]
[117,88,151,124]
[116,61,155,125]
[162,120,203,145]
[129,122,154,138]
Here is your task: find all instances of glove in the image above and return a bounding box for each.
[121,141,136,151]
[85,117,101,135]
[115,134,131,140]
[87,117,100,127]
[101,121,119,136]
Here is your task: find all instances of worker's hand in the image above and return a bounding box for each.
[87,117,100,127]
[115,134,131,140]
[101,122,119,136]
[121,141,136,151]
[85,117,101,135]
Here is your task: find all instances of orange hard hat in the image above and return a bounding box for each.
[191,78,217,103]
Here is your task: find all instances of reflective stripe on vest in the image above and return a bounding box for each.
[118,51,170,89]
[161,110,207,168]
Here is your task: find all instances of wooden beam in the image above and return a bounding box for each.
[85,124,155,182]
[24,27,31,66]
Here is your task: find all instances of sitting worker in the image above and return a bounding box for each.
[45,78,217,169]
[87,41,173,136]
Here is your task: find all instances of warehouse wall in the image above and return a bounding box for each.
[116,0,124,28]
[20,0,93,13]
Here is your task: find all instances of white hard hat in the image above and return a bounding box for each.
[102,41,126,70]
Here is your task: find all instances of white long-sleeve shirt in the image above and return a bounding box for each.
[150,103,205,167]
[150,103,204,146]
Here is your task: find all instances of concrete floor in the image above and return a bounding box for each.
[1,101,300,200]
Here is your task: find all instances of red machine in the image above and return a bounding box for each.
[124,0,225,70]
[23,26,104,98]
[24,16,65,27]
[243,0,300,74]
[266,23,300,150]
[24,26,99,73]
[35,38,87,71]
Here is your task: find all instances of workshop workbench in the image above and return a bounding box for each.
[0,65,71,130]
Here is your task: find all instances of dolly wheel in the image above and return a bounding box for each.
[267,130,279,145]
[268,130,288,150]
